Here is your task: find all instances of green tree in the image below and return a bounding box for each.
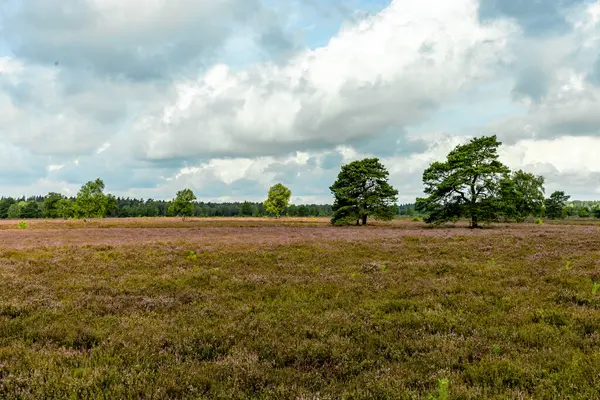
[240,201,253,217]
[577,207,590,218]
[263,183,291,218]
[416,135,510,228]
[75,178,112,219]
[297,205,310,217]
[169,189,196,220]
[330,158,399,226]
[544,191,570,220]
[145,199,160,217]
[42,192,65,218]
[500,170,545,222]
[593,207,600,219]
[0,197,16,219]
[7,201,24,219]
[56,198,75,219]
[21,201,41,218]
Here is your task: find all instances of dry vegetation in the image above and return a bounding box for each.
[1,218,599,399]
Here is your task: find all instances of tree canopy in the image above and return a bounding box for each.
[545,191,571,220]
[264,183,291,218]
[74,179,115,219]
[330,158,398,226]
[499,170,545,222]
[169,189,197,220]
[416,135,510,228]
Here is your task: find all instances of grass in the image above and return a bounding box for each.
[0,218,599,398]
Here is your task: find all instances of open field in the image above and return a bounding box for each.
[1,218,600,399]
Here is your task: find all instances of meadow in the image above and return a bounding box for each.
[0,217,599,399]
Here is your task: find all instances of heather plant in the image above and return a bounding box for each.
[0,218,599,398]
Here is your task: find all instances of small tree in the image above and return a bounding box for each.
[263,183,291,218]
[240,201,253,217]
[593,207,600,219]
[7,202,23,219]
[577,207,590,218]
[56,198,75,219]
[21,201,41,219]
[416,135,510,228]
[169,189,196,220]
[544,191,570,220]
[0,197,16,219]
[330,158,398,226]
[75,178,111,219]
[42,192,65,218]
[499,170,545,222]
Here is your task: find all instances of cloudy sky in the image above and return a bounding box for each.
[1,0,600,203]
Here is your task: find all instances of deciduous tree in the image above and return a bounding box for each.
[499,170,545,222]
[330,158,398,226]
[42,192,65,218]
[0,197,16,219]
[169,189,197,220]
[263,184,291,218]
[75,179,112,219]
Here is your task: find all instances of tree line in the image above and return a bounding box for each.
[326,135,600,227]
[1,135,599,225]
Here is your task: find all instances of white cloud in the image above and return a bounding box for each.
[2,0,600,203]
[134,0,516,160]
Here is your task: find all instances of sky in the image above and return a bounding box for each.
[1,0,600,204]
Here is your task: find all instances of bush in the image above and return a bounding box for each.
[535,218,543,225]
[577,208,590,218]
[412,216,423,222]
[17,221,28,229]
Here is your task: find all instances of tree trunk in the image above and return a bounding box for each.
[356,219,360,226]
[471,214,478,229]
[362,215,367,225]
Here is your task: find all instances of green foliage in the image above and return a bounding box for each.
[188,251,198,260]
[412,215,423,222]
[594,208,600,219]
[75,179,112,219]
[0,197,16,219]
[577,208,590,218]
[428,378,449,400]
[416,135,510,228]
[7,202,23,219]
[17,221,28,229]
[263,183,291,218]
[330,158,398,226]
[240,201,253,217]
[544,191,570,220]
[593,282,600,296]
[500,170,545,222]
[56,198,75,219]
[535,218,544,225]
[21,201,41,219]
[42,192,65,218]
[169,189,197,220]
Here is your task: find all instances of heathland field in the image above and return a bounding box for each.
[1,218,599,399]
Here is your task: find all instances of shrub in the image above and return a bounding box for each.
[17,221,28,229]
[535,218,543,225]
[412,216,422,222]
